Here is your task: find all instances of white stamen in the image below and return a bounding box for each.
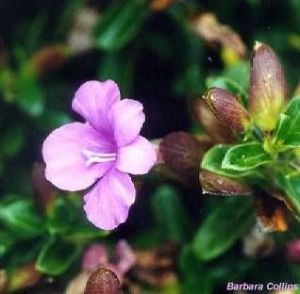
[82,149,116,165]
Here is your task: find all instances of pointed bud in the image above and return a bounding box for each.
[160,132,208,186]
[249,42,288,131]
[204,87,251,132]
[192,98,234,143]
[200,170,252,196]
[84,267,121,294]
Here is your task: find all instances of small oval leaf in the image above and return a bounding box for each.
[222,142,271,171]
[193,197,254,261]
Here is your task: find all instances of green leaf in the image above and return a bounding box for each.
[201,145,252,177]
[179,246,213,294]
[273,96,300,148]
[193,197,254,261]
[16,75,44,116]
[174,28,204,97]
[222,142,271,171]
[0,231,16,258]
[180,245,253,293]
[47,197,78,234]
[36,236,79,275]
[151,185,191,242]
[273,113,292,147]
[94,0,148,51]
[276,171,300,216]
[0,126,24,159]
[98,50,135,96]
[55,0,82,39]
[36,110,71,131]
[0,197,45,238]
[67,221,109,241]
[6,238,43,268]
[130,228,162,249]
[47,196,108,240]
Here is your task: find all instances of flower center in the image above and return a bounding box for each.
[82,149,117,166]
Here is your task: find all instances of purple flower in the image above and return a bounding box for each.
[42,80,156,230]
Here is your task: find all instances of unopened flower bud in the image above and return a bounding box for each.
[249,42,288,131]
[192,98,234,143]
[84,267,121,294]
[204,87,251,132]
[200,170,252,196]
[160,132,206,186]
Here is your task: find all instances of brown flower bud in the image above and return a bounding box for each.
[204,87,251,132]
[200,170,252,196]
[192,98,234,143]
[160,132,207,186]
[84,267,121,294]
[249,42,288,131]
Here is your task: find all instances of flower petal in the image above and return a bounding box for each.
[42,122,114,191]
[72,80,120,134]
[116,136,156,175]
[84,169,136,230]
[110,99,145,147]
